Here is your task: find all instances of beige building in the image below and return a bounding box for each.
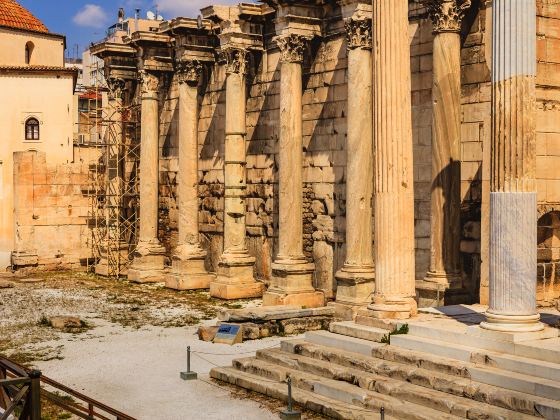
[0,0,77,268]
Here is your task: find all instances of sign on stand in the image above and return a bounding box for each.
[213,323,242,345]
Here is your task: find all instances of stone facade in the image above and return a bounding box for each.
[67,0,559,309]
[12,151,92,271]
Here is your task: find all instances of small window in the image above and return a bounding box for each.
[25,42,34,64]
[25,118,40,140]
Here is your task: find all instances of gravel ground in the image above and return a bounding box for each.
[0,271,322,420]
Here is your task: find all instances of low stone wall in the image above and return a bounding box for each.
[11,151,92,271]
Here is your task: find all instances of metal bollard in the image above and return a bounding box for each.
[279,377,301,420]
[380,406,385,420]
[180,346,197,380]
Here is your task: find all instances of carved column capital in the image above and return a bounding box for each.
[139,70,160,95]
[107,77,126,100]
[424,0,472,33]
[176,60,203,85]
[345,18,372,50]
[219,47,247,75]
[276,34,309,64]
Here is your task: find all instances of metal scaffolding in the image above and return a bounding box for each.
[77,75,140,277]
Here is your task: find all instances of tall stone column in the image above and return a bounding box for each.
[418,0,471,303]
[210,47,263,299]
[333,17,375,314]
[166,60,215,290]
[263,34,324,308]
[96,77,129,277]
[480,0,543,332]
[128,70,166,283]
[367,0,417,319]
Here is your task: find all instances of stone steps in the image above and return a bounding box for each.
[304,329,384,356]
[229,357,461,420]
[254,348,536,419]
[398,322,560,363]
[210,366,389,419]
[288,335,560,418]
[329,321,389,342]
[390,333,560,382]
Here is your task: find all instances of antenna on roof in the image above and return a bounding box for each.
[146,10,156,20]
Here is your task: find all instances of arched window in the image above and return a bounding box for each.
[25,118,39,140]
[25,42,34,65]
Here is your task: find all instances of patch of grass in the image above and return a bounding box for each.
[380,324,409,344]
[38,315,52,327]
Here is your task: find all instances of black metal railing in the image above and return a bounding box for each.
[0,357,135,420]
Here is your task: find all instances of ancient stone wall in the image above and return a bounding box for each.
[12,151,92,271]
[136,0,560,306]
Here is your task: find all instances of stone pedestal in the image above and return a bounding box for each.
[366,0,416,319]
[165,61,215,290]
[210,47,262,300]
[481,0,543,332]
[263,34,323,308]
[333,16,375,317]
[422,1,471,295]
[129,71,165,283]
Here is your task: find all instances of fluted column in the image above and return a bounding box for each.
[481,0,542,332]
[96,76,129,277]
[128,70,166,283]
[424,0,471,289]
[166,60,215,290]
[210,47,263,299]
[367,0,417,319]
[334,17,375,308]
[263,34,323,308]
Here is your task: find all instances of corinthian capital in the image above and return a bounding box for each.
[176,60,203,85]
[220,47,247,75]
[276,34,309,64]
[424,0,472,33]
[345,18,372,50]
[107,77,126,100]
[139,70,159,94]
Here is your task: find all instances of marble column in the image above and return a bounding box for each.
[423,0,471,290]
[367,0,417,319]
[128,70,166,283]
[96,77,129,277]
[166,60,215,290]
[480,0,543,332]
[334,18,375,311]
[263,34,324,308]
[210,47,263,299]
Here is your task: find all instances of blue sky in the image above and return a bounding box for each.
[19,0,244,59]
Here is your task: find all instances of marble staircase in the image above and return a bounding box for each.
[210,306,560,419]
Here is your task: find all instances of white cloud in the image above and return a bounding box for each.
[73,4,108,28]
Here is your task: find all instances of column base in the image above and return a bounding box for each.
[165,256,215,291]
[128,241,166,283]
[470,323,556,341]
[11,250,38,268]
[415,279,473,308]
[367,296,418,320]
[480,311,545,333]
[263,261,324,308]
[334,267,375,306]
[424,270,462,289]
[95,242,130,277]
[209,254,263,299]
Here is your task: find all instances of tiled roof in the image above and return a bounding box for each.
[0,0,48,33]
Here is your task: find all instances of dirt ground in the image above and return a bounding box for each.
[0,271,325,420]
